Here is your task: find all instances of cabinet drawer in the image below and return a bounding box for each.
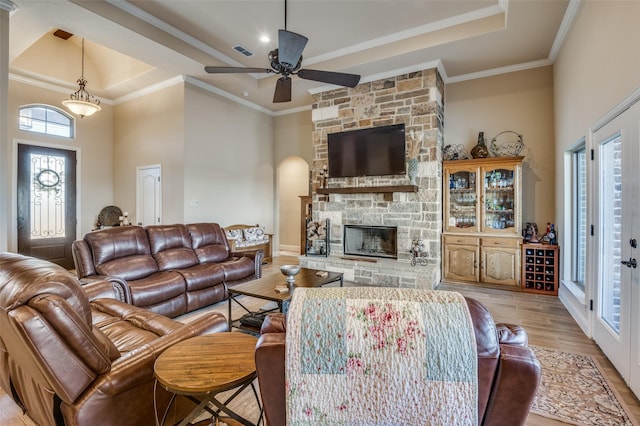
[481,237,520,248]
[443,235,479,246]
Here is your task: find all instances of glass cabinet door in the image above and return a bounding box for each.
[482,166,517,233]
[445,169,478,232]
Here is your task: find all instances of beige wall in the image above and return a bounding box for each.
[7,79,114,245]
[554,0,640,240]
[274,110,312,251]
[274,110,313,165]
[114,82,185,225]
[444,66,555,229]
[183,83,275,231]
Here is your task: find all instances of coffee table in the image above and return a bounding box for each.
[154,333,262,426]
[227,267,343,332]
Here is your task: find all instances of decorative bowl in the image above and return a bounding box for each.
[280,265,301,284]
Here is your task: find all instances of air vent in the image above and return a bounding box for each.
[233,45,254,57]
[53,29,73,40]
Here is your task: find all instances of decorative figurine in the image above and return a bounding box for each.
[410,239,429,266]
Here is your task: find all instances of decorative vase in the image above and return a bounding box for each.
[471,131,489,159]
[407,158,419,184]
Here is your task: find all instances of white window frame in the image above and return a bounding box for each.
[562,138,588,303]
[18,104,75,139]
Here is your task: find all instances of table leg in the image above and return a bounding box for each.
[228,294,233,330]
[207,380,259,426]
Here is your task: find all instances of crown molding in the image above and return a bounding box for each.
[299,2,506,67]
[0,0,17,14]
[549,0,582,62]
[445,59,553,84]
[9,73,114,105]
[112,76,184,105]
[105,0,243,68]
[183,76,275,116]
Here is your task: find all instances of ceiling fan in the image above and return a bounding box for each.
[203,0,361,103]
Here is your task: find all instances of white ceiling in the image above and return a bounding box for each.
[8,0,573,115]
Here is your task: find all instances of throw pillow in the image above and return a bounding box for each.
[244,226,265,242]
[225,229,243,242]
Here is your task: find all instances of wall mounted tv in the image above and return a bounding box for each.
[327,123,406,178]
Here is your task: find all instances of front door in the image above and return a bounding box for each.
[592,101,640,397]
[17,144,77,269]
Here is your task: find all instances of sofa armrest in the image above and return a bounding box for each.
[261,313,286,334]
[231,249,264,278]
[255,332,286,426]
[482,344,541,426]
[72,239,96,279]
[83,276,132,304]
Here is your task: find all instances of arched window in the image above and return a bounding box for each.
[18,104,74,138]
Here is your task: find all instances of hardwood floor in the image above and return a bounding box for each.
[2,255,639,425]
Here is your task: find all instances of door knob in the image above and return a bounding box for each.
[621,258,637,268]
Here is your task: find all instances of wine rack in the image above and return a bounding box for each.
[521,244,559,295]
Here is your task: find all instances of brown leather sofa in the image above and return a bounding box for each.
[72,223,262,318]
[255,297,541,426]
[0,252,229,426]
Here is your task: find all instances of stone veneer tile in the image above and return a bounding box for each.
[308,68,444,289]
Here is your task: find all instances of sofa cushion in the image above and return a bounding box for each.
[221,256,256,282]
[187,223,231,263]
[146,224,199,271]
[91,299,184,353]
[176,263,226,292]
[84,226,158,280]
[127,272,186,307]
[94,255,159,281]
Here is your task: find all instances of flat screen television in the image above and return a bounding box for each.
[327,123,406,178]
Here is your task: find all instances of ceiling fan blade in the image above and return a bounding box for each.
[273,77,292,103]
[205,66,273,74]
[297,69,361,88]
[278,29,308,68]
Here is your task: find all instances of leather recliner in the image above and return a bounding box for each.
[255,296,541,426]
[0,252,228,426]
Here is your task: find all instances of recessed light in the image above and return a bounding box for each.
[260,35,270,43]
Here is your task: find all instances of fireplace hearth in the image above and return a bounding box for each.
[344,225,397,259]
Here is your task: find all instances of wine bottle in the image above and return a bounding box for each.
[549,224,557,245]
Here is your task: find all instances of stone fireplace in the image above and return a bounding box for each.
[344,225,397,259]
[299,68,444,289]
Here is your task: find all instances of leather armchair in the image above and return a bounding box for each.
[0,252,228,426]
[255,296,540,426]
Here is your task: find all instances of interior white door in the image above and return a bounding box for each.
[136,165,162,226]
[592,102,640,397]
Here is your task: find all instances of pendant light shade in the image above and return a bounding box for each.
[62,38,101,118]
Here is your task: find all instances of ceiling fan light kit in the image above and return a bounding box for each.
[204,0,361,103]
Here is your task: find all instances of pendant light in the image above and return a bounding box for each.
[62,38,101,118]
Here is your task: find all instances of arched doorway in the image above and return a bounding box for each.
[277,156,309,255]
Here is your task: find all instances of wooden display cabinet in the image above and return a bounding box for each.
[442,157,523,288]
[521,244,559,295]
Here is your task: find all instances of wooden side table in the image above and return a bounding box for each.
[154,333,262,426]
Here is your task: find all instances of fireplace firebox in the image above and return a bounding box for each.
[343,225,398,259]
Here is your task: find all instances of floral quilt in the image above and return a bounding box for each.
[286,287,478,425]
